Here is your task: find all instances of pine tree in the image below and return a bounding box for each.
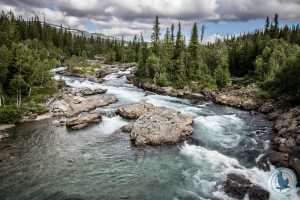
[151,15,161,56]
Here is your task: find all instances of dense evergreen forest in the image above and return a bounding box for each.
[135,15,300,102]
[0,10,136,123]
[0,10,299,123]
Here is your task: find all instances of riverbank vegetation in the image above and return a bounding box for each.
[135,15,300,103]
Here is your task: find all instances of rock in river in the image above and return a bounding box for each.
[130,107,194,146]
[79,88,107,96]
[50,95,118,117]
[116,103,156,119]
[220,173,269,200]
[66,113,102,130]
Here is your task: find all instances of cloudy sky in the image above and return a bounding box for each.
[0,0,300,42]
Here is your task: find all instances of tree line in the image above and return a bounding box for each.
[135,15,300,102]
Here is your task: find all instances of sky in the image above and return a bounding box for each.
[0,0,300,43]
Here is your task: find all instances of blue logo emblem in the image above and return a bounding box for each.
[268,167,297,195]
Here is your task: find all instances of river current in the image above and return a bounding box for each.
[0,67,281,200]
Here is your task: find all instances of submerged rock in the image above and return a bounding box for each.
[116,103,156,119]
[220,173,269,200]
[130,107,193,146]
[66,113,102,130]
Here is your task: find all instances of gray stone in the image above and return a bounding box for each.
[66,113,102,130]
[130,107,193,146]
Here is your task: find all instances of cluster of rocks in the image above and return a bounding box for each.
[49,87,117,117]
[116,103,194,146]
[96,63,136,78]
[47,87,117,130]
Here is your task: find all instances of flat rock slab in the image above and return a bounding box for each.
[50,95,118,117]
[66,113,102,130]
[116,103,156,119]
[130,107,194,146]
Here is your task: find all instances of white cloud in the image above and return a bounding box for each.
[1,0,300,39]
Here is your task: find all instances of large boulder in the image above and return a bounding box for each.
[130,107,194,146]
[66,113,102,130]
[220,173,269,200]
[116,103,156,119]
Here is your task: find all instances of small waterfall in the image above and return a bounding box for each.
[103,110,117,118]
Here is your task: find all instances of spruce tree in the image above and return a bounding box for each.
[189,22,199,58]
[164,28,170,43]
[265,16,270,33]
[171,24,175,45]
[151,15,161,56]
[201,25,206,43]
[174,22,184,59]
[274,13,279,30]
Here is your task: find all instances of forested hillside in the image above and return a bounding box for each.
[135,15,300,102]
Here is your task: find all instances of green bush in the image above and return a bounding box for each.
[0,103,48,124]
[0,105,23,124]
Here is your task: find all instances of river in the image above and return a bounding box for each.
[0,67,278,200]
